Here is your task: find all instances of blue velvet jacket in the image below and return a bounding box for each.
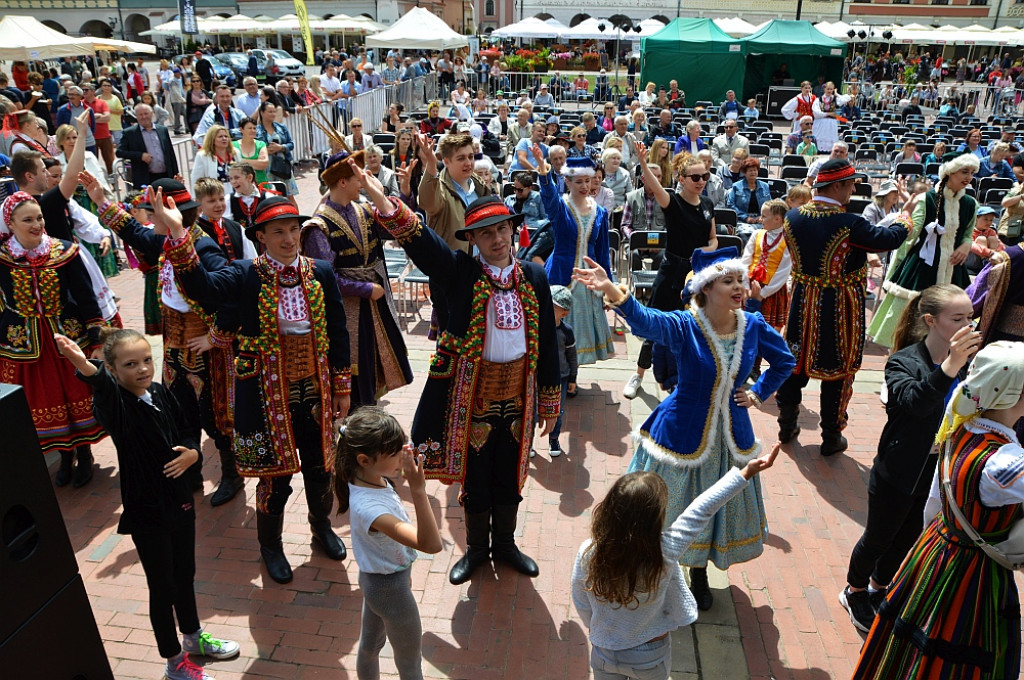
[616,296,795,467]
[538,172,611,286]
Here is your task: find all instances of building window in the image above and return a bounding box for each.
[933,0,949,4]
[485,0,495,15]
[852,0,870,4]
[969,0,988,4]
[891,0,910,4]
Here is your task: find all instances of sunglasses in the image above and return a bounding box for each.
[352,124,363,128]
[685,173,711,182]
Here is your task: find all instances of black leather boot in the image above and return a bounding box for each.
[689,566,713,611]
[72,445,94,488]
[306,479,346,560]
[820,430,849,457]
[210,449,244,507]
[490,504,538,578]
[777,403,801,444]
[449,511,491,585]
[256,511,293,584]
[54,450,75,487]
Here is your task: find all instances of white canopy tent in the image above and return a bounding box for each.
[365,7,468,50]
[558,18,610,41]
[492,16,566,39]
[0,15,93,60]
[79,37,157,55]
[713,17,758,38]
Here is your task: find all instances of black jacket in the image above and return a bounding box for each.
[873,340,966,496]
[116,123,179,188]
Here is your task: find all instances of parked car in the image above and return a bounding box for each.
[173,54,237,90]
[215,52,261,83]
[251,49,305,78]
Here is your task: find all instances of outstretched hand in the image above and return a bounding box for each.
[741,442,781,480]
[415,133,438,171]
[347,158,390,213]
[572,255,613,293]
[635,140,648,166]
[147,187,185,240]
[531,143,547,174]
[396,158,419,196]
[78,170,108,208]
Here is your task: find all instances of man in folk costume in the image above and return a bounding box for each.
[781,81,817,134]
[89,177,230,493]
[158,194,352,584]
[352,158,561,585]
[777,159,911,457]
[300,150,413,408]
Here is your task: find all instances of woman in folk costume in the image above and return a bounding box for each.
[780,81,817,134]
[535,147,614,365]
[300,149,413,408]
[811,82,849,153]
[852,341,1024,680]
[869,154,979,349]
[575,246,796,612]
[0,192,107,486]
[5,110,51,157]
[158,192,352,585]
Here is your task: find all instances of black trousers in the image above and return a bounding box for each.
[775,371,855,433]
[638,251,686,371]
[847,469,927,589]
[131,517,200,659]
[255,377,331,515]
[164,346,233,465]
[462,397,524,515]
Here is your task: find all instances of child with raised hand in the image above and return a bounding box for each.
[54,329,239,680]
[333,406,443,680]
[572,443,781,680]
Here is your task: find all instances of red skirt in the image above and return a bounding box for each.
[0,327,106,453]
[761,287,791,331]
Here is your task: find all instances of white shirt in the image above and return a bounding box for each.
[265,253,311,335]
[320,75,342,96]
[481,259,527,364]
[348,483,417,574]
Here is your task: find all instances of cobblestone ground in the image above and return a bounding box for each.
[49,163,1024,679]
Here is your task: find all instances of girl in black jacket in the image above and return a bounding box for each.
[839,284,982,633]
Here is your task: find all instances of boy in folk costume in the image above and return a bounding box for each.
[776,159,911,457]
[224,162,272,233]
[741,199,793,334]
[781,81,817,134]
[300,150,413,408]
[88,176,230,493]
[351,158,561,586]
[158,193,352,585]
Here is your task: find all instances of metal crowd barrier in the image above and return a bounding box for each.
[350,73,438,134]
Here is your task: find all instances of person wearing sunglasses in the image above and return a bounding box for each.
[622,143,719,401]
[710,120,749,171]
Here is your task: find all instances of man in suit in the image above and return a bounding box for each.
[710,119,750,170]
[116,104,178,188]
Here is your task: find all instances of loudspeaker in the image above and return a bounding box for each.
[0,384,113,678]
[0,575,114,679]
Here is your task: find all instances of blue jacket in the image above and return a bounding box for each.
[617,298,795,464]
[978,157,1014,181]
[56,103,95,135]
[504,191,548,230]
[538,172,611,285]
[673,135,706,156]
[726,180,771,222]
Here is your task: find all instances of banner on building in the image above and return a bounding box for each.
[293,0,316,66]
[178,0,198,35]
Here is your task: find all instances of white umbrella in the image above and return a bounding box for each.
[492,17,564,39]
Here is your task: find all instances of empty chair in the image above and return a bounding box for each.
[714,208,738,235]
[781,165,808,182]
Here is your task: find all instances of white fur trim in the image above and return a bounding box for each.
[881,280,923,301]
[933,185,964,288]
[633,430,710,468]
[688,258,747,297]
[561,166,596,178]
[938,154,981,183]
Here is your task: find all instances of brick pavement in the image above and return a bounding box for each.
[49,169,1024,679]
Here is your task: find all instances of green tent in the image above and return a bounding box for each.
[640,18,746,105]
[741,20,847,102]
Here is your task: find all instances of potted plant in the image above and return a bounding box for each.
[582,51,601,71]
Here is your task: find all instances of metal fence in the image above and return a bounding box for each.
[350,73,438,135]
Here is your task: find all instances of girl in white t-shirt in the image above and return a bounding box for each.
[333,407,442,680]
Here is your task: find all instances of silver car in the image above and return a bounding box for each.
[251,49,305,78]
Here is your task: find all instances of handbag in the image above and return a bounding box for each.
[940,439,1024,571]
[269,152,292,179]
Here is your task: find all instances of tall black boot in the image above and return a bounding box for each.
[72,445,94,488]
[54,450,75,487]
[256,511,293,584]
[777,403,801,444]
[210,448,244,507]
[820,429,849,457]
[490,504,538,578]
[306,479,346,560]
[689,566,713,611]
[448,511,491,585]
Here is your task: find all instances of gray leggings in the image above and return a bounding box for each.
[357,569,423,680]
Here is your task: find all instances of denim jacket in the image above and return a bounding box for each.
[727,180,771,224]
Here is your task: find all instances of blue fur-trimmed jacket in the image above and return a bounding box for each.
[616,296,795,466]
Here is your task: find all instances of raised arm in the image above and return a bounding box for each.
[59,110,91,200]
[635,141,670,209]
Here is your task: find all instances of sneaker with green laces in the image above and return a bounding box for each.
[182,630,240,660]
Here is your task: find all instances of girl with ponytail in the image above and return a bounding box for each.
[840,284,981,633]
[332,406,441,679]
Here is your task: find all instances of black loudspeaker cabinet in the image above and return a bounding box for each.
[0,575,113,678]
[0,384,114,678]
[766,86,803,119]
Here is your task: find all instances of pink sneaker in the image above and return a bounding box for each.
[165,652,214,680]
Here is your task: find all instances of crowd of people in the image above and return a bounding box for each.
[2,46,1024,680]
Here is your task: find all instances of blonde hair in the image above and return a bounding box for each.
[202,125,231,158]
[650,138,673,188]
[762,198,788,220]
[55,123,76,149]
[601,147,622,163]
